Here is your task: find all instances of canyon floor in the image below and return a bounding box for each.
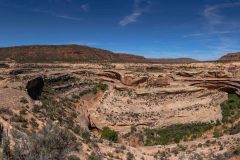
[1,61,240,160]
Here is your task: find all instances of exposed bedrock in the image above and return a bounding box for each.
[45,73,73,83]
[188,79,240,95]
[9,68,33,75]
[97,71,122,80]
[121,76,148,86]
[206,71,232,78]
[147,76,171,87]
[26,77,44,100]
[79,114,90,130]
[176,71,200,77]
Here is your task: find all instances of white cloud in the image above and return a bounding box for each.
[183,30,236,38]
[119,11,142,26]
[119,0,151,26]
[81,4,89,12]
[203,2,240,25]
[33,9,81,21]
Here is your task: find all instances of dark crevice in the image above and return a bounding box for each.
[26,77,44,100]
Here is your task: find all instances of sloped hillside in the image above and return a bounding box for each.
[219,52,240,61]
[0,45,197,63]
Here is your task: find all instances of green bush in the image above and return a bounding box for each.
[81,129,91,141]
[97,82,108,92]
[221,94,240,124]
[101,127,118,142]
[144,123,213,146]
[213,128,223,138]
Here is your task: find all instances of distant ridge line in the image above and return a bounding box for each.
[0,44,198,63]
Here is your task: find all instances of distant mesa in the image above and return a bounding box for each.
[219,52,240,61]
[0,45,197,63]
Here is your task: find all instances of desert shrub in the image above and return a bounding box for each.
[73,124,81,134]
[229,124,240,135]
[130,126,137,133]
[234,144,240,155]
[11,121,79,160]
[2,133,12,160]
[144,123,213,146]
[101,127,118,142]
[0,107,13,115]
[38,83,78,133]
[213,128,223,138]
[11,115,29,129]
[19,108,27,115]
[30,118,39,129]
[20,97,28,104]
[97,82,108,92]
[221,94,240,124]
[32,105,42,113]
[127,152,134,160]
[81,129,91,141]
[68,155,80,160]
[88,152,101,160]
[72,94,80,99]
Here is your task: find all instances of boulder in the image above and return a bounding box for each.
[79,115,90,130]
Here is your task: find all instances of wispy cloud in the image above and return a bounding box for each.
[81,4,89,12]
[119,0,151,26]
[203,2,240,25]
[183,30,237,38]
[33,8,81,21]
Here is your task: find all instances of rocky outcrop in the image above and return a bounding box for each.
[9,68,32,75]
[98,71,122,81]
[176,71,199,77]
[79,115,91,130]
[205,71,232,78]
[26,77,44,100]
[46,73,73,83]
[0,63,9,68]
[188,79,240,95]
[148,77,171,87]
[121,76,148,86]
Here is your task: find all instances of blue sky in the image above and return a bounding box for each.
[0,0,240,60]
